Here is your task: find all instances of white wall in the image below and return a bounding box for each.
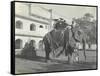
[15,17,47,52]
[15,17,49,37]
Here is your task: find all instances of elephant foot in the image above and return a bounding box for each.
[45,59,51,63]
[68,60,74,64]
[68,54,74,64]
[74,56,79,63]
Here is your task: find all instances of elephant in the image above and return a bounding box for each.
[43,19,86,63]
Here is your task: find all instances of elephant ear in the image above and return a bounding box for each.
[74,29,83,42]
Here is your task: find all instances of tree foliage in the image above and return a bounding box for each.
[73,13,96,44]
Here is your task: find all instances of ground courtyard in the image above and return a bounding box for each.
[15,50,97,74]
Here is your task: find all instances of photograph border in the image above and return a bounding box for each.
[11,1,98,75]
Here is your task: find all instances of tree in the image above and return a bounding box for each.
[73,13,96,44]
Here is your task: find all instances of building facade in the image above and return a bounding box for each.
[15,2,51,54]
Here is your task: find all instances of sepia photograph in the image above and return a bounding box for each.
[11,1,98,75]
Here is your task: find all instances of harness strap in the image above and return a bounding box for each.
[46,32,59,50]
[71,28,80,42]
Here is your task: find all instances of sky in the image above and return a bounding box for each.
[15,2,97,24]
[36,3,96,20]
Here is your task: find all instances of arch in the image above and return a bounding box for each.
[30,40,36,47]
[39,40,43,45]
[30,23,36,31]
[16,20,23,29]
[38,40,44,51]
[15,39,23,49]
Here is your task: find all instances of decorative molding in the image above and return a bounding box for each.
[15,34,43,38]
[15,14,49,25]
[30,13,50,21]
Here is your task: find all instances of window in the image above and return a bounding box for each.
[39,25,43,28]
[16,20,23,29]
[15,39,22,49]
[30,23,36,31]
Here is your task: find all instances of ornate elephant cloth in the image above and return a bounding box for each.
[64,28,76,56]
[71,26,85,43]
[45,29,64,51]
[45,28,74,57]
[44,26,85,57]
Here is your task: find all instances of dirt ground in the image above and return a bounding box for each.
[15,50,97,74]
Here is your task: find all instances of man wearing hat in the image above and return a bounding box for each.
[53,18,68,30]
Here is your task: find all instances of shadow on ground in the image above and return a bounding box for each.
[16,55,46,62]
[16,54,96,66]
[16,55,71,64]
[15,55,97,74]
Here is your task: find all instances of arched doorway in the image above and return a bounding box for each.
[15,39,22,49]
[38,40,44,51]
[30,40,36,47]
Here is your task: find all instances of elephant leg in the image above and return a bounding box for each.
[83,49,86,62]
[83,45,86,62]
[44,41,51,62]
[68,53,73,64]
[67,45,74,64]
[43,36,51,62]
[74,49,79,62]
[45,48,51,61]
